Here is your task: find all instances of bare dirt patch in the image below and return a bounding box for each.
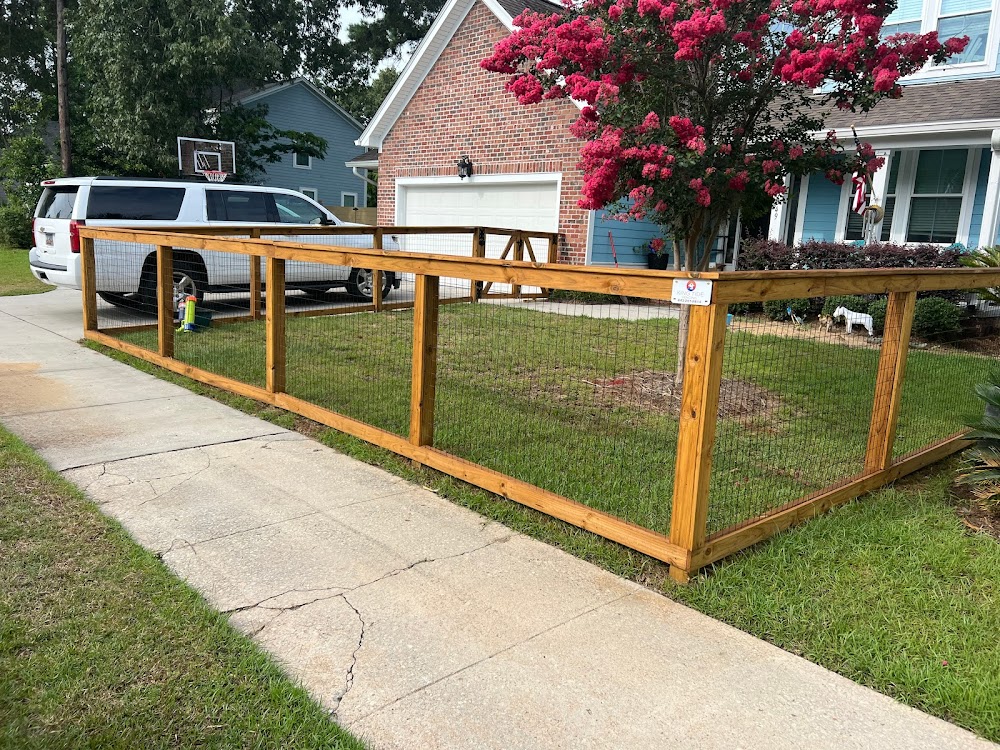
[583,369,783,422]
[730,317,882,350]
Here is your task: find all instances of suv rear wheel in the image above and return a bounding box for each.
[345,268,393,302]
[136,252,206,315]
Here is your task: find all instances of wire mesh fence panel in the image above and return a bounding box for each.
[434,287,682,533]
[394,230,480,301]
[706,296,886,535]
[283,259,414,436]
[93,239,158,338]
[893,292,999,460]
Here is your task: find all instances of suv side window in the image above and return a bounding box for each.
[86,186,186,220]
[207,190,275,222]
[37,187,78,219]
[273,193,327,224]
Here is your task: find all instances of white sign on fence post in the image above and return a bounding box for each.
[670,278,713,306]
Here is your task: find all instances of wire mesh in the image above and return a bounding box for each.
[893,291,998,459]
[434,283,682,533]
[706,296,885,535]
[283,258,413,436]
[93,239,159,339]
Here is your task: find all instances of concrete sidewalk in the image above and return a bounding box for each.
[1,289,994,750]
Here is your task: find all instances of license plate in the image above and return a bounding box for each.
[45,234,54,247]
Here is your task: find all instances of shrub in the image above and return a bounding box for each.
[868,297,888,335]
[0,202,32,249]
[956,368,1000,511]
[911,297,961,339]
[738,238,963,272]
[820,295,869,317]
[763,298,810,321]
[728,302,751,316]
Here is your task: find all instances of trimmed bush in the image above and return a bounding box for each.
[0,202,32,249]
[738,238,963,272]
[911,297,962,340]
[763,298,810,321]
[820,295,869,317]
[868,297,888,335]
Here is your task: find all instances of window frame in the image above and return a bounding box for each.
[299,187,318,201]
[890,0,1000,79]
[293,152,313,170]
[341,191,359,208]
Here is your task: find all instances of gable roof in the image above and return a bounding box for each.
[357,0,563,149]
[236,77,365,133]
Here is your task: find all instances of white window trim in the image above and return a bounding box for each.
[885,148,979,244]
[896,0,1000,80]
[792,174,810,245]
[293,152,313,170]
[341,191,359,208]
[299,187,318,201]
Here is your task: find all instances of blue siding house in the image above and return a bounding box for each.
[774,1,1000,250]
[237,78,369,208]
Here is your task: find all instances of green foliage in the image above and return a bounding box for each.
[957,369,1000,510]
[763,298,810,321]
[820,295,869,316]
[0,133,60,246]
[337,68,400,124]
[959,246,1000,304]
[728,302,751,316]
[215,105,327,184]
[911,296,962,339]
[867,297,888,335]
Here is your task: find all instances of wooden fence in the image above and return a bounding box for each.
[79,225,1000,581]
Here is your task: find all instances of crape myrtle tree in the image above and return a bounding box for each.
[482,0,967,384]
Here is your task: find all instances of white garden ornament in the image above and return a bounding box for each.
[830,306,874,337]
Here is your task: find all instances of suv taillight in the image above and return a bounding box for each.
[70,220,81,253]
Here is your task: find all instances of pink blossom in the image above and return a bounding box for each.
[789,146,804,159]
[650,237,666,251]
[764,180,786,197]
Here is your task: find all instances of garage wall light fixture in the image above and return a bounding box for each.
[457,155,473,179]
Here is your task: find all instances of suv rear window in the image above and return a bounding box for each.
[37,187,78,220]
[86,186,186,220]
[206,190,275,222]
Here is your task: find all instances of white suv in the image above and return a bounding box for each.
[29,177,398,307]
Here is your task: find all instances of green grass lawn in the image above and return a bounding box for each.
[0,427,365,750]
[117,303,992,535]
[0,248,52,297]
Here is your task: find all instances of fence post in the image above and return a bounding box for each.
[373,228,384,313]
[865,290,917,473]
[470,227,486,302]
[512,232,524,299]
[668,302,728,583]
[249,228,262,321]
[266,257,286,394]
[156,245,174,358]
[410,274,440,447]
[547,233,559,264]
[80,236,97,332]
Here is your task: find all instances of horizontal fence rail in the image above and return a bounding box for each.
[80,225,998,581]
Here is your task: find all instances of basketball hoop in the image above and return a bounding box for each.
[202,170,228,183]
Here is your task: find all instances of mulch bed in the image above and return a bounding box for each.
[583,369,783,421]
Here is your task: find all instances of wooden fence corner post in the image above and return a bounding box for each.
[373,228,384,313]
[669,302,728,583]
[266,257,286,394]
[865,290,917,473]
[410,274,440,448]
[80,236,97,333]
[156,245,174,358]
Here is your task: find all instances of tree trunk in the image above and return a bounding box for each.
[56,0,72,176]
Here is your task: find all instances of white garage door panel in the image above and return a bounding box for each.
[399,179,559,294]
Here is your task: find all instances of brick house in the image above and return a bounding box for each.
[354,0,680,266]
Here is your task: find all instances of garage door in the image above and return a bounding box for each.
[398,179,558,257]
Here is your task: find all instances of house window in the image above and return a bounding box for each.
[300,188,318,201]
[905,149,967,243]
[341,192,358,208]
[883,0,996,71]
[293,152,312,169]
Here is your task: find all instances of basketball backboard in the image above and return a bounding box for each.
[177,137,236,177]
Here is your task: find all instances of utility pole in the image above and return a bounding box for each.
[56,0,72,176]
